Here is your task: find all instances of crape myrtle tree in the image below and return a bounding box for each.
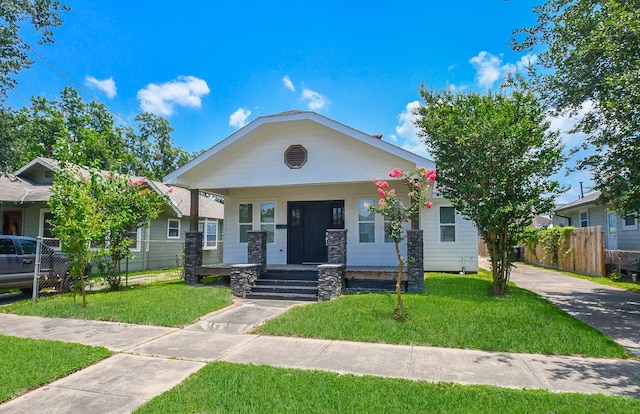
[50,139,168,295]
[0,1,68,102]
[415,82,565,295]
[49,164,105,308]
[513,0,640,215]
[368,167,436,319]
[92,174,167,291]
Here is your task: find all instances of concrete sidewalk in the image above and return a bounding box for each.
[1,290,640,412]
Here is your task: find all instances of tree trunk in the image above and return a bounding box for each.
[484,231,511,295]
[394,240,404,319]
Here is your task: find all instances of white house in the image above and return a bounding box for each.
[164,110,478,273]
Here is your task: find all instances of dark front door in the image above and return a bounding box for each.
[287,200,344,264]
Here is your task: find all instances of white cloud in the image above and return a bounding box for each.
[229,107,251,128]
[137,76,210,116]
[392,101,429,157]
[469,51,538,89]
[282,75,295,92]
[85,76,117,99]
[301,88,327,110]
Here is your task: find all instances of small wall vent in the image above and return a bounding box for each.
[284,144,307,169]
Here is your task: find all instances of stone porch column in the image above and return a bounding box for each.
[327,229,347,264]
[184,231,203,285]
[407,229,424,293]
[247,230,267,270]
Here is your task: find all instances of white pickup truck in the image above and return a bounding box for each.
[0,235,72,293]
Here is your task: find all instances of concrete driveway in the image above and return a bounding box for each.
[481,258,640,358]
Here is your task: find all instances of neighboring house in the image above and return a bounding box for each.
[553,191,640,251]
[164,110,478,273]
[0,157,224,272]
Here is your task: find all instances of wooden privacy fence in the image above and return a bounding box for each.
[523,226,605,277]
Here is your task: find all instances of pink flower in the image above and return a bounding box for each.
[389,168,403,178]
[377,188,386,197]
[167,187,173,194]
[425,201,433,208]
[378,199,386,206]
[408,191,414,198]
[387,189,396,196]
[363,202,371,209]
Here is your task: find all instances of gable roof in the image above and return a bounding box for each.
[3,157,223,219]
[555,191,602,213]
[164,110,433,188]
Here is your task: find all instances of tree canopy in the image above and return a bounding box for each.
[0,1,68,102]
[0,87,194,179]
[513,0,640,215]
[416,83,565,294]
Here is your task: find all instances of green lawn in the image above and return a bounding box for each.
[3,279,232,327]
[134,361,640,414]
[0,335,111,403]
[255,270,630,358]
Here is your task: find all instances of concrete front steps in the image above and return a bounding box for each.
[246,269,319,301]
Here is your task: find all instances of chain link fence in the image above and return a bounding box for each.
[29,237,222,299]
[30,237,74,301]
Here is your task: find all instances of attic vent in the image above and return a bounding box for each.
[284,144,307,169]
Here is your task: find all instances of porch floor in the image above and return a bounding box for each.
[198,263,405,280]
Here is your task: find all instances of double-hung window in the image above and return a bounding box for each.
[239,203,253,243]
[358,199,375,243]
[260,202,275,243]
[580,211,589,228]
[199,219,218,248]
[440,207,456,242]
[167,219,180,239]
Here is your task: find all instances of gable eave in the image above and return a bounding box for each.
[164,110,434,188]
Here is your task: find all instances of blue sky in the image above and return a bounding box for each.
[9,0,591,204]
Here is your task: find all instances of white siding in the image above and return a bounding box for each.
[177,120,434,190]
[222,183,478,269]
[421,199,478,273]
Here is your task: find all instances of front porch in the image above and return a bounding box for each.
[187,229,424,301]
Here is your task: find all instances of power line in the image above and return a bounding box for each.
[24,43,138,130]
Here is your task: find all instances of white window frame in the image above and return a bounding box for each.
[260,202,275,244]
[127,227,142,252]
[239,203,253,243]
[439,206,456,243]
[579,210,589,228]
[167,218,181,239]
[199,218,218,250]
[358,199,376,243]
[623,215,638,231]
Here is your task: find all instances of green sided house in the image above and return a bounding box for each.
[164,110,478,294]
[0,157,224,272]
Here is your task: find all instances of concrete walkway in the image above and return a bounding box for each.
[1,272,640,413]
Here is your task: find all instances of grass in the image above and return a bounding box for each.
[255,269,630,358]
[0,334,111,403]
[520,261,640,293]
[3,279,232,327]
[134,361,640,414]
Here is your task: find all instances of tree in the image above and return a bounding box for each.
[415,84,565,295]
[513,0,640,215]
[133,112,192,180]
[0,1,68,102]
[367,167,436,319]
[49,165,105,308]
[93,174,166,290]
